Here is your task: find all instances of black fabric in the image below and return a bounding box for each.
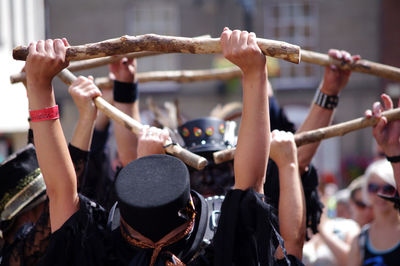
[213,189,278,266]
[27,129,34,145]
[37,195,200,266]
[113,81,138,103]
[264,161,323,239]
[0,144,39,201]
[1,200,50,266]
[115,155,191,242]
[81,126,117,210]
[1,145,91,266]
[68,144,89,190]
[188,159,234,197]
[275,255,304,266]
[37,189,288,266]
[362,227,400,266]
[269,96,296,133]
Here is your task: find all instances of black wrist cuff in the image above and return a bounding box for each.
[113,80,138,103]
[314,90,339,109]
[386,155,400,163]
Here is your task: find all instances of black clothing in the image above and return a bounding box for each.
[266,96,323,238]
[0,201,50,266]
[38,190,299,266]
[264,161,323,239]
[81,127,118,210]
[68,144,90,189]
[269,96,295,133]
[0,144,90,266]
[362,228,400,266]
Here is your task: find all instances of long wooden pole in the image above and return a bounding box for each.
[93,67,242,89]
[12,46,400,83]
[12,34,301,64]
[10,51,160,84]
[301,50,400,82]
[57,69,208,170]
[213,108,400,164]
[10,35,212,84]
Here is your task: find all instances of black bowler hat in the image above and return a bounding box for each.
[114,154,208,260]
[0,144,46,222]
[178,117,236,154]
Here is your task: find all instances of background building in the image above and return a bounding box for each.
[2,0,399,186]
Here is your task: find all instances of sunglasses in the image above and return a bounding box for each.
[352,199,367,209]
[367,183,396,197]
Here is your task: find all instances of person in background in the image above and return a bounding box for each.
[348,176,374,227]
[348,159,400,265]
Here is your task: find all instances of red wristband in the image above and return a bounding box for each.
[29,105,60,122]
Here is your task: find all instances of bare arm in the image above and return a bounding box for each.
[220,28,270,193]
[318,218,360,265]
[270,130,306,259]
[347,235,362,266]
[297,50,359,173]
[110,58,140,166]
[25,39,78,232]
[69,76,102,151]
[368,94,400,192]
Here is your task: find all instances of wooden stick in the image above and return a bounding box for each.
[94,67,242,89]
[10,51,160,84]
[213,108,400,164]
[13,34,301,64]
[57,69,208,170]
[10,35,211,84]
[302,50,400,81]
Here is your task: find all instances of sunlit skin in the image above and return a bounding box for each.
[349,189,374,227]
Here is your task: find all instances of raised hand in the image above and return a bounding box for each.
[68,76,102,122]
[365,93,400,157]
[137,126,171,158]
[25,38,69,89]
[270,130,298,168]
[108,57,137,83]
[320,49,360,95]
[220,27,266,76]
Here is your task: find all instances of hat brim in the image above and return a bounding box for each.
[189,144,230,154]
[1,172,46,221]
[181,190,208,263]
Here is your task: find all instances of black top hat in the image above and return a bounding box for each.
[178,117,235,154]
[114,154,208,250]
[0,144,46,222]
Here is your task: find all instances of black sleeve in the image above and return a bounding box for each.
[264,161,323,240]
[68,144,90,190]
[275,255,305,266]
[269,96,296,133]
[213,189,279,266]
[82,127,116,210]
[37,195,108,266]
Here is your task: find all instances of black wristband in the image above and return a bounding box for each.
[314,90,339,110]
[386,155,400,163]
[113,80,138,103]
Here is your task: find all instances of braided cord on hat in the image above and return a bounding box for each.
[120,197,196,266]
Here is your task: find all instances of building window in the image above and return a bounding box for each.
[126,2,180,92]
[264,0,319,90]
